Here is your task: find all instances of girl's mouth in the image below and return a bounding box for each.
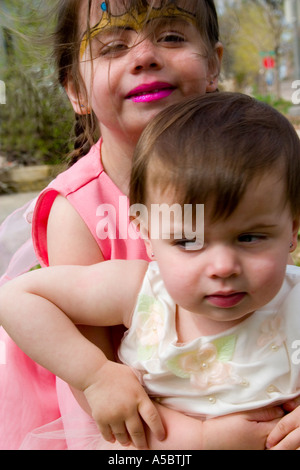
[126,82,176,103]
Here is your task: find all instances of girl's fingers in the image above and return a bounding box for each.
[268,428,300,450]
[266,408,300,450]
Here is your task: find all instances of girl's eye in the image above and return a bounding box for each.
[157,32,185,45]
[175,238,204,252]
[99,41,129,56]
[237,234,266,244]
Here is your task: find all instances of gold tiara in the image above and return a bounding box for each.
[80,1,196,58]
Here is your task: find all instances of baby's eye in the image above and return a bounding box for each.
[174,238,204,251]
[237,234,266,244]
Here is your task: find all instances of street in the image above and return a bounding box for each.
[0,191,39,224]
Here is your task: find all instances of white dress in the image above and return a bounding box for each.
[119,262,300,418]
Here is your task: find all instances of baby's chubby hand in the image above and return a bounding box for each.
[83,361,165,449]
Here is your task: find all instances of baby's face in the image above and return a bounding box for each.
[145,170,299,330]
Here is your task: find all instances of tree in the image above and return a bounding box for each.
[0,0,73,165]
[253,0,285,97]
[219,0,287,97]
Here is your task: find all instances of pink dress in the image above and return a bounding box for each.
[0,139,148,450]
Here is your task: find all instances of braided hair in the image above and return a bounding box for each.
[52,0,220,166]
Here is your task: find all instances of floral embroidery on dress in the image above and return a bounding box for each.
[166,335,240,390]
[135,294,165,361]
[257,315,286,349]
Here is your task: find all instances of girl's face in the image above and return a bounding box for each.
[145,171,299,336]
[70,1,222,143]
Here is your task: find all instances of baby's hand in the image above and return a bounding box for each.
[83,361,165,449]
[266,398,300,450]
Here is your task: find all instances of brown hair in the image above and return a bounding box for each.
[130,92,300,220]
[52,0,98,164]
[51,0,220,165]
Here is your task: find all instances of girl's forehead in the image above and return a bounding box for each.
[96,0,197,16]
[80,0,197,57]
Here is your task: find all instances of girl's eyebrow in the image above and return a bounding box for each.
[84,17,195,54]
[91,25,135,39]
[80,7,197,57]
[81,25,138,58]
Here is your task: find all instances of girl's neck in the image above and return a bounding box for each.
[101,131,137,196]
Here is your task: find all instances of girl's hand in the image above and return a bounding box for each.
[266,397,300,450]
[83,361,165,449]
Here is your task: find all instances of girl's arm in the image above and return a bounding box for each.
[47,196,105,266]
[47,196,116,357]
[0,261,164,449]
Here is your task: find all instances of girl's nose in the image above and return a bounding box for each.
[130,38,163,73]
[206,246,242,279]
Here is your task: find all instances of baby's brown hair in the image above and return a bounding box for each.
[130,92,300,221]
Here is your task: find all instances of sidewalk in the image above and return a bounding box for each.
[0,191,39,224]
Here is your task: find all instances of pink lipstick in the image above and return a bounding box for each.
[126,82,175,103]
[205,292,246,309]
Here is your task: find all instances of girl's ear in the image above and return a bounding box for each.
[291,218,300,252]
[206,42,223,92]
[65,79,88,115]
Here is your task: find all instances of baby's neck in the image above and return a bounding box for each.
[176,307,253,342]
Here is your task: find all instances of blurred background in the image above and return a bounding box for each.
[0,0,300,263]
[1,0,300,169]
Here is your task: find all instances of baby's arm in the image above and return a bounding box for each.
[0,261,164,449]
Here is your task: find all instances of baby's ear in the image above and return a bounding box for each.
[129,207,153,260]
[129,214,149,239]
[65,78,88,115]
